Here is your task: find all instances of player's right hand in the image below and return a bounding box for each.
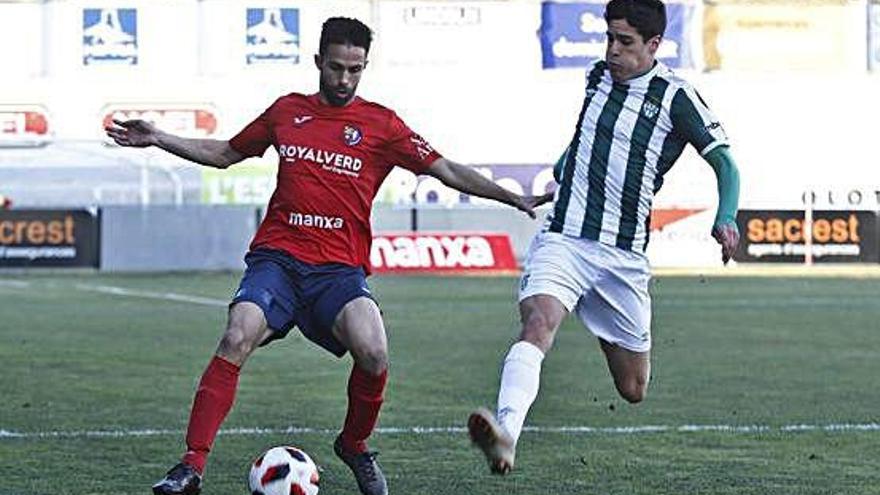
[515,192,554,219]
[711,222,740,265]
[104,119,159,148]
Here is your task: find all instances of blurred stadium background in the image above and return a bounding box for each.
[2,1,880,494]
[2,0,879,270]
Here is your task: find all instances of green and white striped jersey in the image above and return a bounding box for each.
[548,60,728,253]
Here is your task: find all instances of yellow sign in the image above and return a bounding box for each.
[703,1,865,71]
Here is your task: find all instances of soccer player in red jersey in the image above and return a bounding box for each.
[106,17,549,495]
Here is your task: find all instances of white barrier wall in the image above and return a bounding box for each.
[4,0,878,208]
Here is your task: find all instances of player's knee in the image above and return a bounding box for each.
[352,343,388,375]
[521,312,557,351]
[218,324,258,362]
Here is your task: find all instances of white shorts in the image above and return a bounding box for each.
[518,231,652,353]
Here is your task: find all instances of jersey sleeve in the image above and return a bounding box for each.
[229,104,275,157]
[669,86,729,156]
[384,112,442,174]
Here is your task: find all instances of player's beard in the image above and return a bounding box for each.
[321,81,355,107]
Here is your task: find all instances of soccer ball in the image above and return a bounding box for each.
[248,445,320,495]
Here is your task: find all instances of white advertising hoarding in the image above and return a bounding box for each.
[870,0,880,71]
[0,1,43,78]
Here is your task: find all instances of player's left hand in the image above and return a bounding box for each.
[711,222,740,265]
[515,192,555,219]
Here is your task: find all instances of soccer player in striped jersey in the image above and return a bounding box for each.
[468,0,741,474]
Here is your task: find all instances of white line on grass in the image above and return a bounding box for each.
[3,423,880,440]
[75,284,228,307]
[0,280,30,288]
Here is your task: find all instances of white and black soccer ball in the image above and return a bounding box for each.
[248,445,320,495]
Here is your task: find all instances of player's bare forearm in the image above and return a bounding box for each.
[443,163,517,205]
[427,159,541,218]
[154,134,242,169]
[105,119,243,169]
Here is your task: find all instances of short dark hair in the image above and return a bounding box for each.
[604,0,666,41]
[319,17,373,56]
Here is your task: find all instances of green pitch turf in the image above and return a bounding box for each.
[1,273,879,494]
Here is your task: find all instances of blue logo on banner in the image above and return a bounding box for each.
[246,8,300,65]
[539,1,693,69]
[82,8,138,66]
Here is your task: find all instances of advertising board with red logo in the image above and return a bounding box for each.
[101,104,217,142]
[644,207,724,267]
[0,105,51,148]
[370,232,517,274]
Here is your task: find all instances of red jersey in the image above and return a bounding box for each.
[230,93,442,272]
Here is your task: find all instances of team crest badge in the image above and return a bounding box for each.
[641,99,660,119]
[343,124,363,146]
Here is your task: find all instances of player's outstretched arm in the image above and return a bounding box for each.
[105,119,246,169]
[705,146,741,264]
[426,158,552,219]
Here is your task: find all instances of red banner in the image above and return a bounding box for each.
[0,105,51,148]
[101,104,217,143]
[370,232,518,274]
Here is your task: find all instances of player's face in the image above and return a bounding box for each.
[315,43,368,107]
[605,19,660,82]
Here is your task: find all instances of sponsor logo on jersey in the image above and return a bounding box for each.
[409,134,434,161]
[288,211,344,230]
[343,124,363,146]
[277,144,363,177]
[705,121,727,139]
[293,115,313,126]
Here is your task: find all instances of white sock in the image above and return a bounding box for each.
[496,340,545,444]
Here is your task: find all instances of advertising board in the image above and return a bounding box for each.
[0,209,100,268]
[734,209,878,263]
[540,0,695,69]
[370,232,517,273]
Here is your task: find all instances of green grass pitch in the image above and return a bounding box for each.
[2,272,879,494]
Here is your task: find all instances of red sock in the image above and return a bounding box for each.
[339,365,387,454]
[181,356,240,474]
